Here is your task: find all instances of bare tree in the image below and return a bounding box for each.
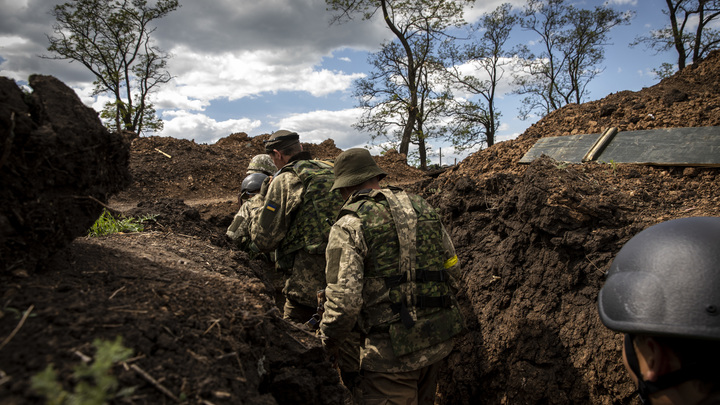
[441,3,517,149]
[513,0,631,119]
[326,0,472,159]
[45,0,179,135]
[632,0,720,76]
[352,37,449,169]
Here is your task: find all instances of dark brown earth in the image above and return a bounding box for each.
[2,50,720,404]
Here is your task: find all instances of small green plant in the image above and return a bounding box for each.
[31,336,135,405]
[608,159,618,175]
[598,159,619,175]
[87,209,157,236]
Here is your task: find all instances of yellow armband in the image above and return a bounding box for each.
[444,255,458,269]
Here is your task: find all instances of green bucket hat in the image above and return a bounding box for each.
[332,148,386,191]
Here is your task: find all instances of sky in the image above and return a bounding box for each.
[0,0,678,165]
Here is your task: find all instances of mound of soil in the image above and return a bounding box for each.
[2,50,720,404]
[0,75,130,274]
[410,50,720,404]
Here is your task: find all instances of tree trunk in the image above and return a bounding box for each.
[381,0,417,158]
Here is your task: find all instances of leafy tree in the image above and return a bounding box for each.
[326,0,472,161]
[632,0,720,76]
[513,0,631,119]
[45,0,179,135]
[351,38,449,169]
[440,3,517,149]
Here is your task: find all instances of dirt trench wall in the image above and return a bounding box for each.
[0,75,131,273]
[423,157,644,404]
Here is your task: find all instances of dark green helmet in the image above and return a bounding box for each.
[598,216,720,340]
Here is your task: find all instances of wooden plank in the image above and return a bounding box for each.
[519,133,601,164]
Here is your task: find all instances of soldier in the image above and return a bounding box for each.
[598,216,720,405]
[226,172,267,252]
[226,153,277,249]
[246,153,277,176]
[240,153,277,203]
[250,130,344,323]
[320,148,464,405]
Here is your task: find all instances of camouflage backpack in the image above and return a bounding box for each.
[275,159,344,270]
[340,187,464,356]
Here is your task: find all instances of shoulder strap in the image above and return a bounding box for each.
[379,189,418,326]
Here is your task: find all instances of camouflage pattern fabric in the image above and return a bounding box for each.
[246,154,277,176]
[282,249,327,308]
[250,157,343,309]
[277,160,344,257]
[321,187,462,373]
[226,194,264,243]
[250,169,304,252]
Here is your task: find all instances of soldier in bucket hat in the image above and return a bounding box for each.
[250,130,345,323]
[320,148,464,405]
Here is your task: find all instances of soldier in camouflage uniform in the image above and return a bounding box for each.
[320,148,464,405]
[250,130,345,323]
[226,172,267,253]
[246,153,277,176]
[226,154,277,250]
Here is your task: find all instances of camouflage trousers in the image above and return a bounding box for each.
[358,361,440,405]
[282,298,315,323]
[280,250,326,321]
[338,333,362,405]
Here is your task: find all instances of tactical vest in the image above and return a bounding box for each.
[340,187,464,356]
[275,160,344,270]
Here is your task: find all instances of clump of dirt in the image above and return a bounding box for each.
[3,49,720,405]
[0,75,130,274]
[410,50,720,404]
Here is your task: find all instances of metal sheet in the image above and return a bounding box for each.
[596,127,720,166]
[520,126,720,166]
[519,133,601,164]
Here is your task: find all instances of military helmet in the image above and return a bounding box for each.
[264,130,299,154]
[239,172,268,200]
[598,216,720,340]
[247,154,277,176]
[331,148,386,191]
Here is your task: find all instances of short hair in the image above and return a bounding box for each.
[278,141,301,157]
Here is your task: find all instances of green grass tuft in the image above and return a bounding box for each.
[87,209,157,237]
[31,336,135,405]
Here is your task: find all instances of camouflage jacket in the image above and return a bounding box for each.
[321,187,463,373]
[226,194,264,243]
[250,153,343,307]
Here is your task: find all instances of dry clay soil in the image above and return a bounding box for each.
[3,51,720,404]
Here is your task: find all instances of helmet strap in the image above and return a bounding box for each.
[624,334,711,404]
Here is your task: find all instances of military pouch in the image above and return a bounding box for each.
[388,305,464,357]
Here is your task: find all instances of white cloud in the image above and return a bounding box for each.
[463,0,525,23]
[607,0,638,6]
[272,108,370,149]
[160,110,262,144]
